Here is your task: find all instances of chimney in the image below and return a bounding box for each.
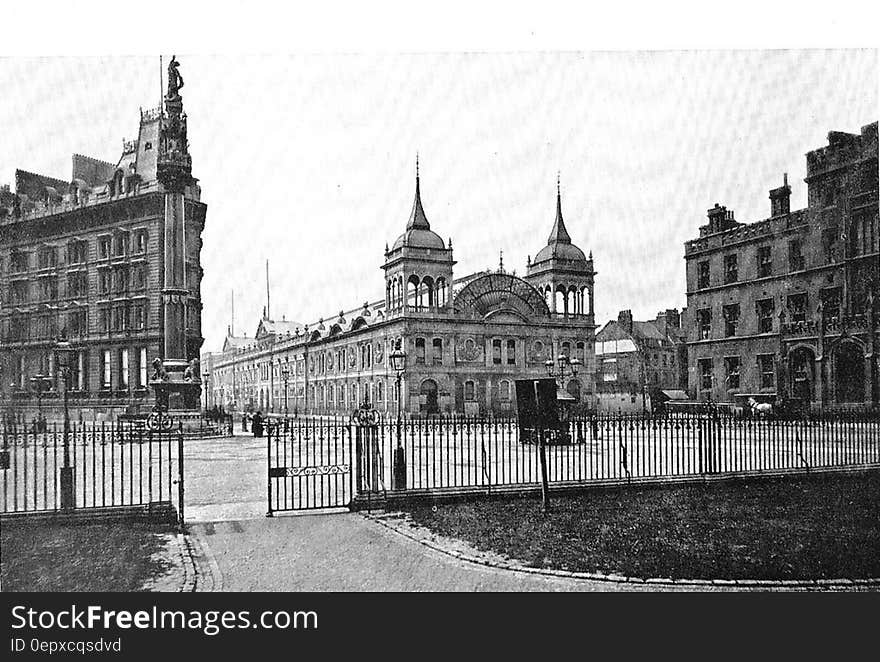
[769,173,791,217]
[618,310,634,334]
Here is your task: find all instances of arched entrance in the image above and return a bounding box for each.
[419,379,439,414]
[834,342,864,403]
[788,347,815,403]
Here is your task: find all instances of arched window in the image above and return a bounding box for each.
[421,276,435,308]
[432,338,443,365]
[575,341,585,363]
[407,275,420,308]
[499,380,511,401]
[377,380,385,403]
[464,380,475,401]
[415,337,426,364]
[561,341,571,358]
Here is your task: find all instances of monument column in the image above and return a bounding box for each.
[155,55,200,411]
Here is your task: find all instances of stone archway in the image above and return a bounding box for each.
[834,342,865,404]
[419,379,439,415]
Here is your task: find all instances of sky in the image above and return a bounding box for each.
[1,10,877,355]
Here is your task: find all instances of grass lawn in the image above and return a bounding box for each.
[407,470,880,580]
[1,520,176,592]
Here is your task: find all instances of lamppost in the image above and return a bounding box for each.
[280,363,290,416]
[545,352,581,420]
[29,373,51,432]
[202,370,210,413]
[54,331,76,509]
[389,343,407,490]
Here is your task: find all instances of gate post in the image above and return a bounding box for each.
[266,423,274,517]
[177,424,185,530]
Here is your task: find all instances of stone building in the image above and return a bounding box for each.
[683,122,878,410]
[207,174,597,417]
[595,309,687,411]
[0,60,207,420]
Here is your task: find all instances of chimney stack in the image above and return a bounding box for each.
[769,173,792,217]
[618,309,634,334]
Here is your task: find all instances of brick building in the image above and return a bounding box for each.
[1,64,207,420]
[594,309,687,412]
[206,175,597,417]
[684,122,878,410]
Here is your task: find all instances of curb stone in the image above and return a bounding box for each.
[365,511,880,591]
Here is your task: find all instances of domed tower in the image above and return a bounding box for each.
[383,159,455,315]
[525,177,595,319]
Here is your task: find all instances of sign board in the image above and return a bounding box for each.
[514,379,560,432]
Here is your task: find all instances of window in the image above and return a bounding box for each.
[68,309,87,337]
[133,230,147,254]
[724,357,741,390]
[99,269,111,295]
[376,381,385,403]
[415,338,426,365]
[492,339,502,364]
[506,339,516,365]
[820,287,842,322]
[787,293,807,324]
[757,246,772,278]
[69,351,84,391]
[132,302,146,331]
[432,338,443,365]
[575,341,585,363]
[38,277,59,300]
[133,264,147,290]
[464,380,475,401]
[697,308,711,340]
[699,359,713,391]
[8,316,28,342]
[561,341,571,358]
[68,240,87,264]
[119,349,129,389]
[788,239,805,272]
[822,227,837,264]
[697,261,710,289]
[724,254,738,283]
[38,246,57,269]
[102,350,112,388]
[112,304,129,331]
[11,250,29,272]
[114,266,129,293]
[138,348,148,388]
[499,380,511,401]
[758,354,775,389]
[98,237,111,259]
[756,298,775,333]
[114,232,128,257]
[723,304,739,337]
[68,271,88,297]
[10,280,29,304]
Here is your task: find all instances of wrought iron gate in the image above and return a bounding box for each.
[266,415,355,514]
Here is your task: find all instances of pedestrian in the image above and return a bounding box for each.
[242,413,249,432]
[252,411,264,438]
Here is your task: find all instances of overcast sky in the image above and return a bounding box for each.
[1,47,876,353]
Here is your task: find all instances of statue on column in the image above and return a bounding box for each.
[166,55,184,100]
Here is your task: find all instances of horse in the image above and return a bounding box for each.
[747,397,774,418]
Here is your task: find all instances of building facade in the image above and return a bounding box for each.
[595,309,687,412]
[684,122,878,409]
[207,174,597,417]
[1,65,207,420]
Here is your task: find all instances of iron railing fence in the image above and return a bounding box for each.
[267,412,880,509]
[1,422,180,515]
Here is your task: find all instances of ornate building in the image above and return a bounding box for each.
[208,172,597,417]
[684,122,878,409]
[0,58,207,420]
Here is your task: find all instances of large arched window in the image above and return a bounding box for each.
[415,337,426,364]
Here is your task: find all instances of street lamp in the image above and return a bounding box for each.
[54,331,76,509]
[29,373,51,432]
[389,342,407,490]
[280,363,290,416]
[202,370,210,413]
